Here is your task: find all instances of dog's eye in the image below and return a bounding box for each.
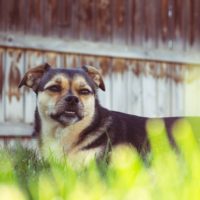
[79,89,91,95]
[46,85,62,92]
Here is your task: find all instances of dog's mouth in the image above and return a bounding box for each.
[50,109,83,126]
[63,110,77,117]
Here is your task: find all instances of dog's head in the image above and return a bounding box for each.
[19,63,105,126]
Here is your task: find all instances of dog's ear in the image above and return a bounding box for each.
[18,63,51,92]
[82,65,105,91]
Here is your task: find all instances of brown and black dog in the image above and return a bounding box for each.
[19,63,181,165]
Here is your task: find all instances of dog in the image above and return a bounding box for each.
[19,63,182,166]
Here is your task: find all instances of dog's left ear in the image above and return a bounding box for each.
[82,65,105,91]
[18,63,51,92]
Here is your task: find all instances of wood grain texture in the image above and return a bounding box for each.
[25,0,44,34]
[0,46,199,136]
[5,49,24,122]
[111,58,128,112]
[95,0,112,42]
[141,62,157,117]
[112,0,127,44]
[80,55,96,66]
[24,51,43,123]
[79,0,95,40]
[43,0,58,36]
[127,60,143,115]
[43,52,62,67]
[0,0,198,50]
[0,48,4,122]
[131,0,145,46]
[65,54,81,68]
[96,56,112,109]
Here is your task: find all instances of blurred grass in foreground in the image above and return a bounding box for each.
[0,118,200,200]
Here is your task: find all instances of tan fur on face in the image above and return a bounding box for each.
[37,73,98,166]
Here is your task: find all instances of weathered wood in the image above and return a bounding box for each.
[111,58,128,112]
[96,56,112,109]
[43,52,62,67]
[95,0,112,42]
[65,54,80,68]
[144,0,159,48]
[79,0,95,40]
[156,63,170,116]
[170,64,185,116]
[184,65,200,115]
[80,55,96,66]
[141,62,157,117]
[0,48,4,122]
[0,122,32,136]
[0,45,200,137]
[24,50,43,123]
[0,0,198,51]
[112,0,127,44]
[190,0,200,49]
[59,0,71,38]
[0,0,7,32]
[4,49,24,122]
[127,60,143,115]
[6,0,25,33]
[132,0,145,46]
[25,0,44,34]
[43,0,59,36]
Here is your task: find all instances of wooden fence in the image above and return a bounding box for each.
[0,0,200,145]
[0,0,200,50]
[1,47,200,138]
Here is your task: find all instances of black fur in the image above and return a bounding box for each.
[31,67,182,156]
[78,100,180,154]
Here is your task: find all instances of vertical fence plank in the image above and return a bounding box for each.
[80,55,96,66]
[43,52,62,67]
[174,0,191,50]
[144,0,158,49]
[0,0,7,32]
[6,0,25,33]
[127,60,143,115]
[184,65,200,116]
[111,58,128,112]
[0,48,4,122]
[156,63,171,116]
[65,54,80,68]
[70,0,80,39]
[59,0,71,38]
[96,56,112,110]
[142,62,157,117]
[190,0,200,49]
[79,0,95,40]
[43,0,59,36]
[131,0,145,46]
[24,51,43,123]
[195,66,200,114]
[95,0,112,42]
[170,64,185,116]
[25,0,44,34]
[5,49,24,122]
[112,0,127,45]
[160,0,169,47]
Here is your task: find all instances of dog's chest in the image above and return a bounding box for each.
[41,126,103,167]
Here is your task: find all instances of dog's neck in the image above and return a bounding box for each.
[36,98,96,159]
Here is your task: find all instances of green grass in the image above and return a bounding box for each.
[1,118,200,200]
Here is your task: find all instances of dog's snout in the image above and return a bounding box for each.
[65,95,79,105]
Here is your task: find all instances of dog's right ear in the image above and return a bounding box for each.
[18,63,51,92]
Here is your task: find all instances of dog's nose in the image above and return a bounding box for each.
[65,95,79,105]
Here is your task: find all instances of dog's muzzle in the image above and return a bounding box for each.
[50,95,84,126]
